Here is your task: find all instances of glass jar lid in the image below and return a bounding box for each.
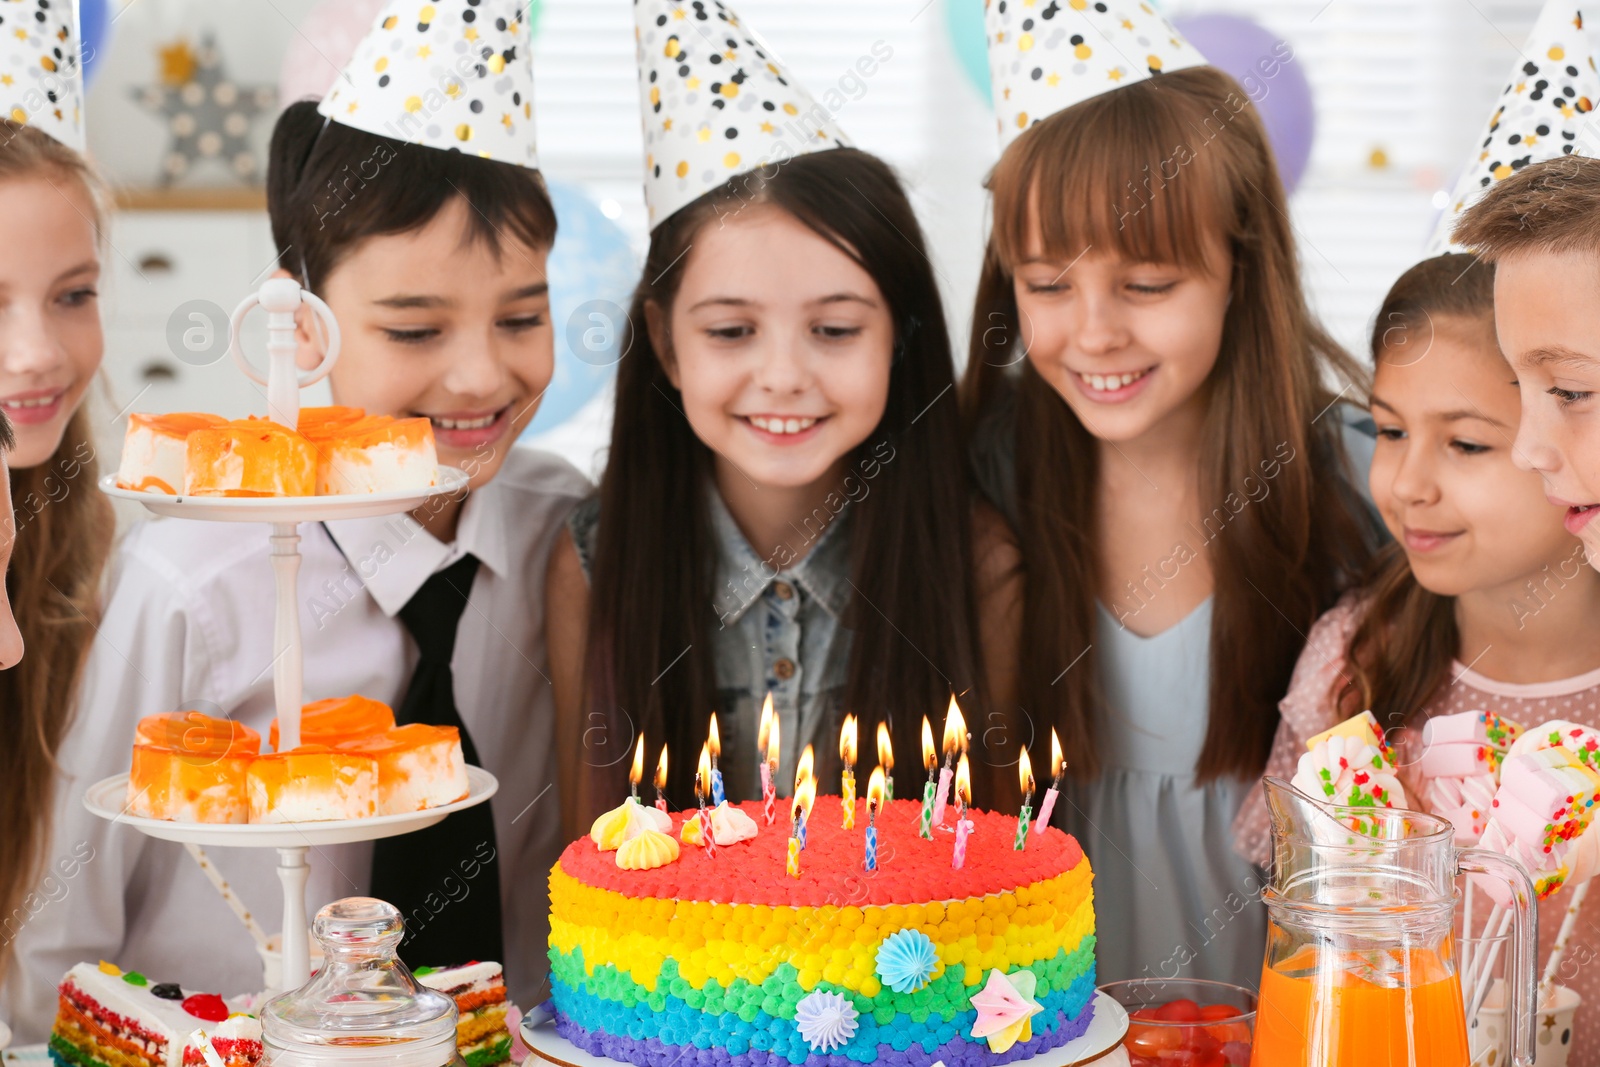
[262,898,458,1067]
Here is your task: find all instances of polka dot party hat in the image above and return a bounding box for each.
[319,0,538,170]
[985,0,1207,154]
[635,0,851,230]
[0,0,86,152]
[1430,0,1600,253]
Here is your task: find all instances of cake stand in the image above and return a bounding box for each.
[518,993,1130,1067]
[85,277,498,992]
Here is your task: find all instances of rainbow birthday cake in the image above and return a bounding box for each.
[547,797,1096,1067]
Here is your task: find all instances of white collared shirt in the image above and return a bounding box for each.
[2,446,589,1040]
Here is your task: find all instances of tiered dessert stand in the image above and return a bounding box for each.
[84,278,498,991]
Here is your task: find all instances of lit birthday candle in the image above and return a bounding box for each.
[840,714,858,829]
[1014,747,1034,851]
[795,745,815,849]
[919,715,937,840]
[865,765,885,871]
[1033,729,1064,836]
[708,713,725,806]
[764,711,781,826]
[629,734,645,803]
[696,743,717,860]
[931,696,968,828]
[952,754,973,869]
[878,722,895,802]
[758,694,776,823]
[787,790,804,879]
[655,744,669,812]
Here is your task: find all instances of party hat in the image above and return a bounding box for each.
[319,0,538,169]
[0,0,86,152]
[985,0,1207,154]
[1431,0,1600,253]
[634,0,850,230]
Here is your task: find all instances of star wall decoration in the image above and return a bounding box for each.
[130,37,276,186]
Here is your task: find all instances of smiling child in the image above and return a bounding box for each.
[7,0,585,1029]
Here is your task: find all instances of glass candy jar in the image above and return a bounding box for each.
[262,898,461,1067]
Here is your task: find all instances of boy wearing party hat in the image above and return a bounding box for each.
[1449,1,1600,574]
[12,0,587,1033]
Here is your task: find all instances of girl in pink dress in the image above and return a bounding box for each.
[1235,253,1600,1056]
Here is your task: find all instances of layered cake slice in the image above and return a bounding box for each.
[184,417,316,497]
[115,413,227,495]
[415,962,513,1067]
[338,724,469,814]
[49,961,261,1067]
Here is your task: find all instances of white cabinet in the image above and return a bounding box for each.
[99,208,283,423]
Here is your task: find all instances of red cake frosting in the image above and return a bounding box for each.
[556,797,1082,907]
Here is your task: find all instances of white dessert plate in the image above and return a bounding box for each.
[98,466,469,523]
[83,765,497,848]
[520,991,1129,1067]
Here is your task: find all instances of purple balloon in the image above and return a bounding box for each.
[1170,14,1315,194]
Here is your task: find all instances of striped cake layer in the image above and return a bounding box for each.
[548,799,1095,1067]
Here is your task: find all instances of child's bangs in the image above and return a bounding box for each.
[989,77,1238,275]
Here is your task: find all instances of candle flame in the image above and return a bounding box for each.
[1018,747,1034,796]
[921,716,936,772]
[758,693,773,754]
[956,753,972,806]
[1050,728,1064,778]
[798,773,817,821]
[840,714,858,766]
[768,712,781,771]
[877,722,894,773]
[796,743,815,794]
[867,765,886,815]
[655,743,669,791]
[941,695,968,757]
[630,734,645,786]
[697,742,712,798]
[708,713,721,760]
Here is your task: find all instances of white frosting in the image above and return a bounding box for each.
[60,964,197,1067]
[126,778,248,824]
[709,802,758,845]
[116,423,187,494]
[416,960,503,993]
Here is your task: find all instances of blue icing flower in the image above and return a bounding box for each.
[796,990,859,1053]
[875,928,941,994]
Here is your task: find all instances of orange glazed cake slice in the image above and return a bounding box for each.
[246,746,377,823]
[269,694,395,750]
[127,712,261,824]
[116,412,227,494]
[184,418,316,497]
[338,724,469,814]
[323,414,438,495]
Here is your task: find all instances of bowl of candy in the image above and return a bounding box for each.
[1098,979,1254,1067]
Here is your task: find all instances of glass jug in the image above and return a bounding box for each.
[1250,778,1536,1067]
[261,898,461,1067]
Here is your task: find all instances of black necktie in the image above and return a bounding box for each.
[369,553,504,967]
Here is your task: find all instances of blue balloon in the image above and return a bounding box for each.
[521,181,639,436]
[80,0,109,87]
[944,0,991,104]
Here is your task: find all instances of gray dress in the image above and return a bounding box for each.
[1065,599,1267,988]
[568,487,853,801]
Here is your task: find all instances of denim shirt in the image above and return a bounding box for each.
[568,488,853,802]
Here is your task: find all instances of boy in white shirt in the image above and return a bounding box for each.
[4,0,587,1036]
